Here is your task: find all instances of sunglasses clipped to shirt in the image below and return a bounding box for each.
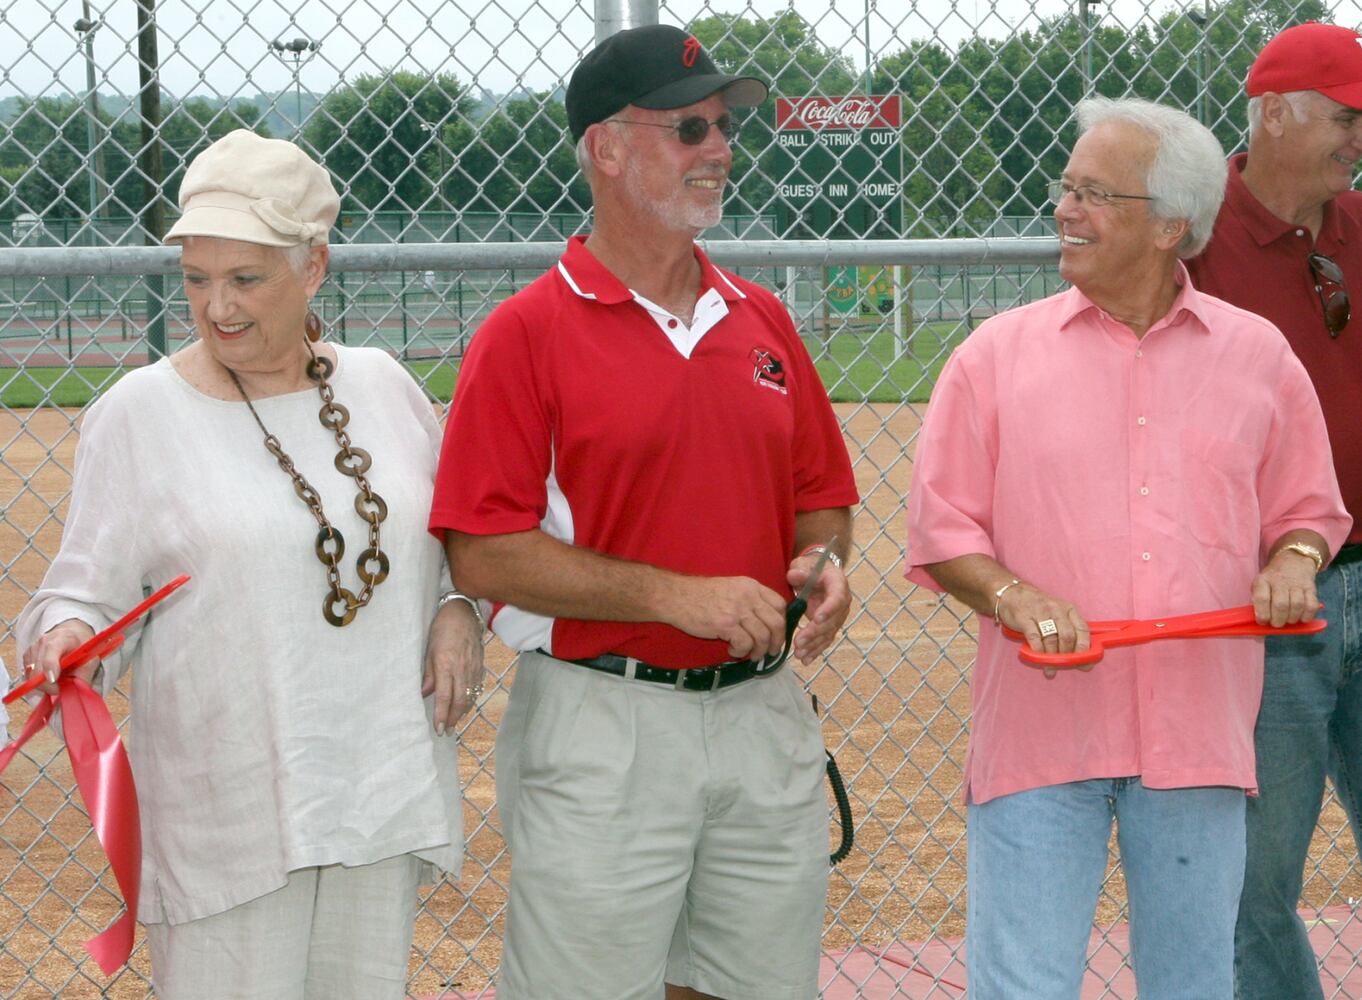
[1308,251,1351,338]
[607,113,740,146]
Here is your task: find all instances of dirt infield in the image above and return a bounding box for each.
[1,402,1359,999]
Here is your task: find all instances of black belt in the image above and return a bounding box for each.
[544,650,784,691]
[1335,543,1362,567]
[547,647,855,865]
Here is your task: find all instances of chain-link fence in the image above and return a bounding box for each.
[3,0,1362,996]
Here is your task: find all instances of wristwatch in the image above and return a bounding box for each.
[1282,542,1324,572]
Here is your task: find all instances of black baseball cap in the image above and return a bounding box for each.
[566,24,769,141]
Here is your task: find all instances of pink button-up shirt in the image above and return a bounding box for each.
[905,268,1351,805]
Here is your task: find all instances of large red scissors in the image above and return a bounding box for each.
[5,574,190,704]
[1002,604,1327,668]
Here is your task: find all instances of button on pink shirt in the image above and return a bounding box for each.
[905,267,1351,805]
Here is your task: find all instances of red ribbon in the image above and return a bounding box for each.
[0,676,141,975]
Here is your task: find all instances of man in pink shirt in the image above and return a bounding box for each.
[905,96,1350,999]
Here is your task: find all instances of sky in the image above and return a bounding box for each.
[6,0,1362,105]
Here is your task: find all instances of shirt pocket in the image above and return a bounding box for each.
[1179,427,1260,557]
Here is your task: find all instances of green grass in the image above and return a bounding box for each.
[812,319,966,403]
[1,367,128,407]
[0,323,969,409]
[406,359,459,403]
[0,360,463,409]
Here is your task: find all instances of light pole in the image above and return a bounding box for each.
[135,0,168,360]
[73,5,104,223]
[863,0,874,96]
[418,120,448,214]
[1079,0,1102,95]
[594,0,654,44]
[270,36,320,139]
[1188,7,1209,125]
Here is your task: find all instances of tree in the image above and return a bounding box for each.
[108,98,266,222]
[874,38,1018,234]
[1134,0,1329,149]
[693,11,859,97]
[443,93,589,223]
[0,97,90,221]
[867,0,1331,236]
[0,96,264,226]
[304,70,475,214]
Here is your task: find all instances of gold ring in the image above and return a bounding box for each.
[1038,619,1059,638]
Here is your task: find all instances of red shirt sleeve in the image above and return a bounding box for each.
[429,298,555,538]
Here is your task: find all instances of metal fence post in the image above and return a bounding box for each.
[594,0,658,43]
[136,0,167,361]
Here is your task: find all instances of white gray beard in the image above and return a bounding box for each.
[623,161,724,232]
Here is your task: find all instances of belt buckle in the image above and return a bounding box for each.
[674,666,722,691]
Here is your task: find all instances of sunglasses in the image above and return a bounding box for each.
[1308,252,1351,338]
[607,114,739,146]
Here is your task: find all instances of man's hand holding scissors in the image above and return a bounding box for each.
[1252,531,1328,627]
[787,537,851,664]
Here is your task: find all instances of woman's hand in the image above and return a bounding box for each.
[422,600,486,735]
[20,619,98,696]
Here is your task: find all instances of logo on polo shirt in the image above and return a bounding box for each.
[682,36,701,67]
[751,348,788,394]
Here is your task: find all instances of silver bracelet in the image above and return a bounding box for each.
[800,544,844,570]
[438,590,485,629]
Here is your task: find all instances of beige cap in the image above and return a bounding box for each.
[165,129,340,247]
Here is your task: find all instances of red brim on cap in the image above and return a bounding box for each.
[1317,80,1362,111]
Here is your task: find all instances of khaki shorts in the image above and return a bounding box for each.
[495,649,829,1000]
[145,854,419,1000]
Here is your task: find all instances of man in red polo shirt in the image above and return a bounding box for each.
[1185,22,1362,1000]
[428,24,858,1000]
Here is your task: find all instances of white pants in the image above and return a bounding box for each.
[145,854,420,1000]
[496,651,829,1000]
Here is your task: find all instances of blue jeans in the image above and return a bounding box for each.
[1235,557,1362,1000]
[967,779,1246,1000]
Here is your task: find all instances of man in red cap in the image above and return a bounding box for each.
[1186,21,1362,1000]
[429,23,858,1000]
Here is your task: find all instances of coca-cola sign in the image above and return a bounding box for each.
[776,95,901,131]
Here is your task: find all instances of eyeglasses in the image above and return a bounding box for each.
[1047,180,1156,208]
[1309,251,1351,337]
[606,114,739,146]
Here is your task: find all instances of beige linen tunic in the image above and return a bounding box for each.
[17,345,462,925]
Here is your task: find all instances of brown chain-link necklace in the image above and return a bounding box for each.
[227,343,389,626]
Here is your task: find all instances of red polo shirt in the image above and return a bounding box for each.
[430,237,859,668]
[1187,152,1362,544]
